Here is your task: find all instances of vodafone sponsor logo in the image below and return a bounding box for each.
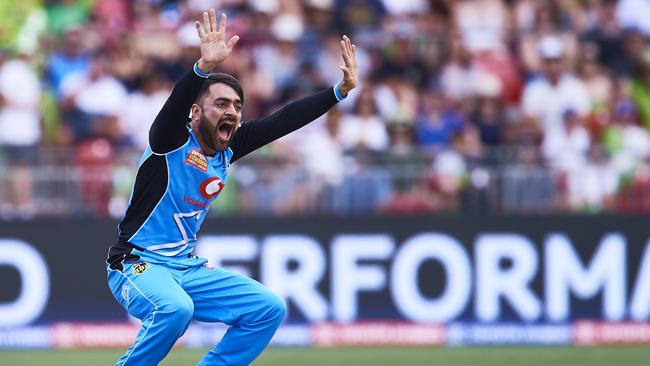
[185,148,208,172]
[184,195,210,209]
[574,321,650,345]
[313,322,446,346]
[199,177,224,199]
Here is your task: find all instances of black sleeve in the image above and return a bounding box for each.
[229,87,339,162]
[149,69,205,154]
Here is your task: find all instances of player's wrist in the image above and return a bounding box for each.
[334,83,349,101]
[195,59,217,76]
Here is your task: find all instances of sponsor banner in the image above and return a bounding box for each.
[183,323,228,348]
[10,321,650,348]
[0,323,310,349]
[0,327,51,348]
[184,323,311,348]
[312,322,446,347]
[2,216,650,326]
[52,323,140,349]
[573,321,650,345]
[270,324,312,346]
[447,323,571,345]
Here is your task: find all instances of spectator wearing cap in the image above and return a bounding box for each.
[253,13,304,92]
[616,0,650,37]
[521,36,591,138]
[517,1,578,76]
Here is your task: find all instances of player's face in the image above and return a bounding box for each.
[196,83,242,153]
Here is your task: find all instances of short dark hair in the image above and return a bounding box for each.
[197,72,244,104]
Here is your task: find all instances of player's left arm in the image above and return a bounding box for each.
[229,35,358,163]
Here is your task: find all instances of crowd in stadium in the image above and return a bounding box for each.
[2,0,650,218]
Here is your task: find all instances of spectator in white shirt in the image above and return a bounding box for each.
[340,87,389,151]
[0,53,42,218]
[521,36,591,136]
[542,109,591,174]
[119,72,171,150]
[60,54,128,143]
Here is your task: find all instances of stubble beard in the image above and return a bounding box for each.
[199,113,219,153]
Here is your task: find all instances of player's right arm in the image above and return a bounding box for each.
[148,9,238,154]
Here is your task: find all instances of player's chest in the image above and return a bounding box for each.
[167,147,229,206]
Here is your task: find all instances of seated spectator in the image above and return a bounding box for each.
[603,99,650,174]
[47,28,91,98]
[542,109,591,175]
[339,87,389,151]
[577,42,613,107]
[0,51,41,218]
[521,36,591,137]
[517,1,578,76]
[119,71,171,150]
[59,54,128,144]
[414,91,464,151]
[566,145,618,212]
[301,108,346,212]
[423,149,467,213]
[472,95,505,147]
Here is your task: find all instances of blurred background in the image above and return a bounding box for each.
[2,0,650,363]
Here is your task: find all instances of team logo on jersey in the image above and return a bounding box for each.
[185,148,208,172]
[121,285,131,303]
[199,177,225,199]
[132,262,150,275]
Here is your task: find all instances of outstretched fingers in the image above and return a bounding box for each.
[340,65,351,79]
[341,39,350,65]
[203,11,211,33]
[341,35,355,67]
[195,21,206,38]
[345,35,357,65]
[210,9,218,33]
[219,13,227,34]
[227,35,240,49]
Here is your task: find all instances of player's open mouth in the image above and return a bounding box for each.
[216,120,236,142]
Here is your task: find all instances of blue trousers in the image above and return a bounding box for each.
[106,260,286,366]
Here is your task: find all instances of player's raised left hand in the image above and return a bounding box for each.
[195,9,240,73]
[337,35,359,97]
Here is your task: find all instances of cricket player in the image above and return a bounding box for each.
[105,8,358,366]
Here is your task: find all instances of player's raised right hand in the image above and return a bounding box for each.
[195,9,239,73]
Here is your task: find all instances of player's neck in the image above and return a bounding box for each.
[191,124,217,157]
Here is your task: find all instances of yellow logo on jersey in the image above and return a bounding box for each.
[132,262,150,275]
[185,148,208,172]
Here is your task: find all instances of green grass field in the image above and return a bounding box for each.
[1,347,650,366]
